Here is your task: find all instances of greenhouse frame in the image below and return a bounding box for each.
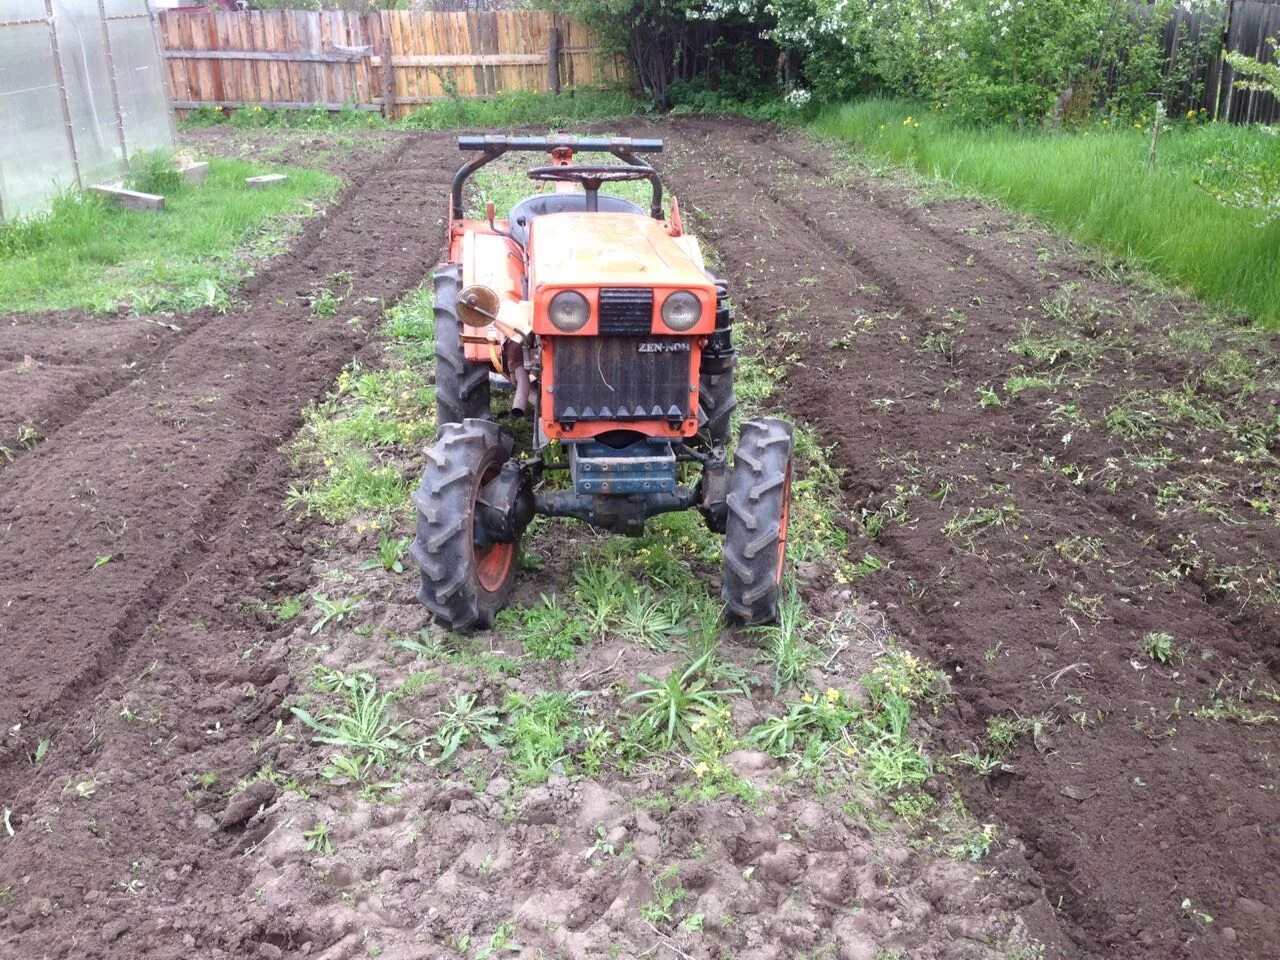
[0,0,174,222]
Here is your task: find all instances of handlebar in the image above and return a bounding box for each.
[450,136,665,221]
[457,135,663,154]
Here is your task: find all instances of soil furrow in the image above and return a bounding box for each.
[0,134,449,787]
[661,117,1279,960]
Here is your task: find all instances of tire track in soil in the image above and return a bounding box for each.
[0,133,452,791]
[0,132,405,476]
[0,311,200,473]
[658,117,1279,960]
[0,132,461,959]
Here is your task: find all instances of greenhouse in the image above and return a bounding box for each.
[0,0,173,221]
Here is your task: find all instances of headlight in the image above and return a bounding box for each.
[661,290,702,332]
[548,290,590,332]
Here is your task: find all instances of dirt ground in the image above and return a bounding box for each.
[657,118,1280,959]
[0,118,1275,960]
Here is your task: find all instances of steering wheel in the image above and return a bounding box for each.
[526,164,657,213]
[527,164,654,186]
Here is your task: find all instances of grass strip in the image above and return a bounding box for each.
[808,97,1280,327]
[179,89,644,134]
[0,156,337,314]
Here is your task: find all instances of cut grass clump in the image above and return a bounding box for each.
[0,158,337,314]
[809,98,1280,327]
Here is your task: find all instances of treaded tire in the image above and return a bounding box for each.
[697,368,737,449]
[410,419,518,631]
[722,418,794,625]
[433,264,491,428]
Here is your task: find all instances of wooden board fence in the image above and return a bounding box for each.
[158,9,625,119]
[1216,0,1280,123]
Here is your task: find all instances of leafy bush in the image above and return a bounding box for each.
[583,0,1226,125]
[1198,40,1280,226]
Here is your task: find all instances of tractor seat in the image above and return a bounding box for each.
[508,193,645,247]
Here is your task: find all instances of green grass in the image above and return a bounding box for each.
[0,156,337,314]
[808,98,1280,327]
[399,89,643,130]
[179,89,644,134]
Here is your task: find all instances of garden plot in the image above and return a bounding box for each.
[0,118,1274,960]
[656,117,1279,960]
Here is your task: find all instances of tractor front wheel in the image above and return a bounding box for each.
[722,418,794,625]
[410,420,518,631]
[433,264,491,428]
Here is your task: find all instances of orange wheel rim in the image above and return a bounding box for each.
[776,461,792,583]
[472,461,515,594]
[476,540,515,592]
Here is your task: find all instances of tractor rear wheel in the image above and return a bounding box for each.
[410,419,518,631]
[433,264,491,428]
[721,418,794,625]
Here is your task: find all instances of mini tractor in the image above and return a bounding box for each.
[410,136,794,631]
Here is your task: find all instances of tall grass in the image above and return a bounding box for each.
[0,157,337,314]
[179,89,645,133]
[398,88,643,130]
[809,98,1280,327]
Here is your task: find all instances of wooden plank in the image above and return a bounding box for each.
[299,12,318,105]
[164,49,365,63]
[170,99,381,112]
[267,11,284,106]
[354,12,372,106]
[88,185,165,212]
[246,174,288,188]
[245,12,265,106]
[370,53,549,67]
[204,12,225,104]
[179,161,209,185]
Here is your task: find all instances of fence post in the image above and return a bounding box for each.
[379,12,396,119]
[43,0,81,189]
[548,15,561,94]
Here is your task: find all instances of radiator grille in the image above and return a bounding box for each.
[598,287,654,336]
[551,337,690,423]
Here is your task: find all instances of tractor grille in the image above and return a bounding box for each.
[551,337,691,423]
[598,288,654,336]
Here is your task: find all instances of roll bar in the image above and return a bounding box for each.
[450,135,665,221]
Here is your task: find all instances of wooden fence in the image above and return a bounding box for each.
[157,4,1277,124]
[1214,0,1280,122]
[158,9,625,119]
[1143,0,1280,123]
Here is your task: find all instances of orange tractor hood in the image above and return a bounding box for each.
[529,213,709,290]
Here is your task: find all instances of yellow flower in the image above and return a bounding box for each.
[903,116,913,125]
[802,693,814,704]
[693,761,709,779]
[825,688,840,703]
[1102,119,1109,126]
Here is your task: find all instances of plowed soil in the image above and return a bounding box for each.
[659,117,1279,959]
[0,118,1275,960]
